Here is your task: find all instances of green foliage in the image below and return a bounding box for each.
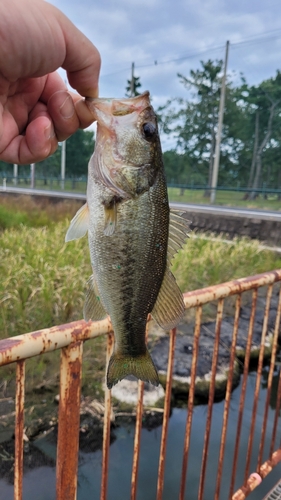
[0,221,91,337]
[0,196,81,230]
[163,150,192,184]
[126,75,142,97]
[172,235,281,293]
[0,206,30,229]
[158,60,281,191]
[0,129,95,179]
[65,129,94,177]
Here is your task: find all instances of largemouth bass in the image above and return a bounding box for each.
[66,92,189,389]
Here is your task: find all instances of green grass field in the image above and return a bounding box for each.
[168,187,281,211]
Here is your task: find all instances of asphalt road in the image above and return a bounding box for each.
[1,185,281,222]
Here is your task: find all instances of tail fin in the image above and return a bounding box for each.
[106,349,159,389]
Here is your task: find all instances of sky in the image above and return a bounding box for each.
[50,0,281,148]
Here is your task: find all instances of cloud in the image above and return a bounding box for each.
[51,0,281,104]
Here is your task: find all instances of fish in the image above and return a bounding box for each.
[65,91,189,389]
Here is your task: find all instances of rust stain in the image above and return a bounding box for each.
[56,343,82,500]
[31,329,44,339]
[14,360,25,500]
[0,338,22,353]
[156,327,176,500]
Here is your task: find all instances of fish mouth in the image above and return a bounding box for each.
[85,91,151,121]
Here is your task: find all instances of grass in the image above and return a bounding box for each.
[0,194,82,228]
[0,195,280,397]
[3,177,87,194]
[173,234,281,293]
[0,221,91,337]
[168,187,281,211]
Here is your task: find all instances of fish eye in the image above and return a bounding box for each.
[142,122,156,140]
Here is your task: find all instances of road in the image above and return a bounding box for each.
[1,185,281,222]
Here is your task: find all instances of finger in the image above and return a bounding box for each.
[47,90,79,141]
[0,115,57,164]
[72,95,97,129]
[55,8,101,97]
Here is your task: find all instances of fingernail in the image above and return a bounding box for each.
[60,95,75,119]
[44,123,55,140]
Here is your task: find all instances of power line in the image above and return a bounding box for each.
[100,28,281,79]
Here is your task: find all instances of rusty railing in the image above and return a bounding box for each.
[0,270,281,499]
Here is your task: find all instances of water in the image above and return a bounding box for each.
[0,370,280,499]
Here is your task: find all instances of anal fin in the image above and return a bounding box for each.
[151,268,185,330]
[84,275,107,321]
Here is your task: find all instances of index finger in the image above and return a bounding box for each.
[53,4,101,97]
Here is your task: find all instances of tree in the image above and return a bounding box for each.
[0,130,95,181]
[246,73,281,198]
[126,63,142,97]
[158,61,281,192]
[65,129,95,177]
[158,60,232,189]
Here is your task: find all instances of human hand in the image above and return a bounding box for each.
[0,0,101,164]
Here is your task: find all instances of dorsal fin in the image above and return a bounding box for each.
[167,210,190,263]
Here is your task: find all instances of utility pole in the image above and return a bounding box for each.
[61,79,68,191]
[13,164,18,185]
[61,141,66,190]
[30,163,35,189]
[130,62,135,97]
[210,40,229,204]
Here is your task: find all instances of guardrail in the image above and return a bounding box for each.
[1,175,281,199]
[0,270,281,499]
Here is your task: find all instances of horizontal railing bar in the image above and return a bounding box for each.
[232,450,281,500]
[1,270,280,367]
[183,270,281,309]
[0,318,113,366]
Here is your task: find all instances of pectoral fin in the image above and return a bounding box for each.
[65,203,89,242]
[152,268,185,330]
[84,275,107,321]
[167,210,190,263]
[104,204,117,236]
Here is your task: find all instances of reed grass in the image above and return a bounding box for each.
[0,195,82,229]
[0,221,91,337]
[1,213,280,339]
[0,195,280,394]
[173,234,281,292]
